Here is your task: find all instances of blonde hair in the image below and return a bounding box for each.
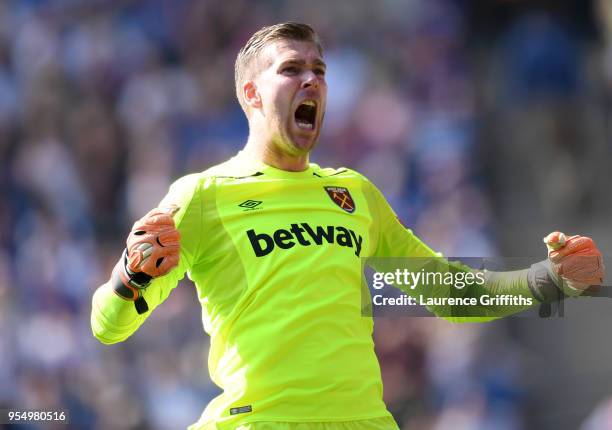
[234,22,323,113]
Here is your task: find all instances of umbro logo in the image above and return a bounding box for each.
[239,200,263,211]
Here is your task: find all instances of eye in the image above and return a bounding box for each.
[314,68,326,77]
[281,66,299,75]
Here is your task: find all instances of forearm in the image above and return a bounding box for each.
[420,268,535,321]
[91,282,147,344]
[90,179,199,344]
[420,262,547,321]
[455,261,576,320]
[473,268,535,317]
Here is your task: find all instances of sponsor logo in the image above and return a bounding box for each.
[247,223,363,257]
[324,187,355,213]
[238,200,263,211]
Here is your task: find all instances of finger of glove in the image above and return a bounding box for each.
[133,213,175,232]
[126,232,158,272]
[549,236,596,262]
[558,254,604,279]
[555,245,602,261]
[554,255,604,284]
[552,248,601,271]
[562,262,603,281]
[127,222,179,245]
[127,247,149,272]
[126,230,180,273]
[157,228,180,247]
[564,279,592,291]
[126,231,157,250]
[129,232,180,251]
[153,253,180,277]
[564,275,603,287]
[127,228,179,250]
[138,245,180,277]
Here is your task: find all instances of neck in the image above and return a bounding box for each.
[243,131,310,172]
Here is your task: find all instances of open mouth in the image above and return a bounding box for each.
[294,100,317,130]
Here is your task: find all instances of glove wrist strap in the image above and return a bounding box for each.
[527,260,581,303]
[109,250,152,314]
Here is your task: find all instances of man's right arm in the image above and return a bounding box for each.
[91,174,203,344]
[91,255,189,344]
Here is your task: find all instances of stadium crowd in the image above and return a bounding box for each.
[1,0,611,429]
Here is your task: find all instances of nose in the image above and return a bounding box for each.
[301,70,319,89]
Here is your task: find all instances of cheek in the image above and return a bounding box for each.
[261,78,298,119]
[319,83,328,104]
[275,88,296,116]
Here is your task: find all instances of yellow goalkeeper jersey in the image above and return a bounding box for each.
[90,152,470,429]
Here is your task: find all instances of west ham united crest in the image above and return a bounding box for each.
[324,187,355,213]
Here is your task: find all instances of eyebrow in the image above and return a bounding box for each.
[279,59,327,69]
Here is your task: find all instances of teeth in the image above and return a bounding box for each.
[302,100,316,107]
[296,120,313,130]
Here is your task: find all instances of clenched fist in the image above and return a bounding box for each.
[543,231,605,292]
[126,206,181,278]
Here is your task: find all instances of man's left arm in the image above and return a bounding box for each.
[364,179,605,320]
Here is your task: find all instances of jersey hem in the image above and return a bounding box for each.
[199,412,394,429]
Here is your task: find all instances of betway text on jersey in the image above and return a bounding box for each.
[247,223,363,257]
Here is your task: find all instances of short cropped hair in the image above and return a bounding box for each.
[234,22,323,114]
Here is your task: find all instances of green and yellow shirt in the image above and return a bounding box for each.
[91,152,534,429]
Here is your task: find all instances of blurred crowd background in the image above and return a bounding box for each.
[1,0,612,429]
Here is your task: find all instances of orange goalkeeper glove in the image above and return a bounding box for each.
[126,206,181,276]
[109,206,181,314]
[528,231,604,303]
[543,231,605,293]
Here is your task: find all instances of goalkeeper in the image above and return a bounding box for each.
[91,22,605,430]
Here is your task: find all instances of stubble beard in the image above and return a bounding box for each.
[271,120,318,157]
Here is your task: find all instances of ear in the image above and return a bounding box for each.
[243,80,262,109]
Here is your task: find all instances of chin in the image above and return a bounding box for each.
[278,123,321,155]
[291,130,321,153]
[290,137,319,155]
